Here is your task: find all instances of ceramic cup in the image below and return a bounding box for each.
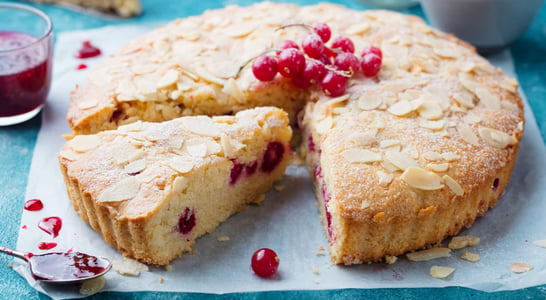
[420,0,544,54]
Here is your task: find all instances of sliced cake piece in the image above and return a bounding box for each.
[58,107,292,265]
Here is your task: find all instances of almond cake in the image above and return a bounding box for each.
[62,2,524,265]
[58,107,292,265]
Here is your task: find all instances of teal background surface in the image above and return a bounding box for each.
[0,0,545,298]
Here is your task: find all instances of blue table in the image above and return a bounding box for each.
[1,0,545,299]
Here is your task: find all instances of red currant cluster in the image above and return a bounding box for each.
[250,22,382,97]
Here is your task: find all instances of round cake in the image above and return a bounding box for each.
[63,2,524,265]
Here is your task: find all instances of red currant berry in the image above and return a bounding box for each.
[360,53,382,77]
[331,36,355,54]
[302,59,327,86]
[276,40,299,55]
[312,22,331,43]
[361,45,382,59]
[251,248,280,278]
[292,74,312,89]
[321,71,348,97]
[302,34,325,59]
[278,48,305,78]
[334,52,360,75]
[252,55,278,81]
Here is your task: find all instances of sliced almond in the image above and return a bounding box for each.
[442,152,460,162]
[124,159,147,175]
[156,69,179,89]
[510,263,533,274]
[418,101,443,120]
[76,98,99,110]
[420,119,446,131]
[380,139,401,149]
[384,151,419,171]
[427,163,449,172]
[430,266,455,279]
[377,170,394,186]
[186,143,208,157]
[460,251,480,262]
[452,91,475,108]
[406,247,451,261]
[342,149,382,163]
[98,176,140,202]
[346,23,371,35]
[402,167,444,190]
[475,87,501,110]
[169,158,195,173]
[358,96,382,111]
[315,117,333,134]
[443,175,464,196]
[458,123,480,146]
[70,135,101,153]
[59,149,80,161]
[112,258,149,276]
[423,151,443,161]
[387,100,414,117]
[181,117,222,137]
[448,236,480,250]
[478,126,517,148]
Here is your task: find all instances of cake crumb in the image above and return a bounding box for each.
[112,258,149,276]
[312,279,320,284]
[158,276,164,284]
[315,246,326,256]
[165,264,174,272]
[406,247,451,261]
[80,276,106,295]
[510,263,533,274]
[385,255,398,265]
[273,184,285,192]
[532,240,546,248]
[217,235,230,242]
[448,235,480,250]
[312,266,319,275]
[460,251,480,262]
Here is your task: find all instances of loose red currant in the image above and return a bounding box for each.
[334,52,360,75]
[276,40,299,55]
[278,48,305,78]
[312,22,331,43]
[331,36,355,54]
[252,55,278,81]
[361,45,382,60]
[321,71,348,97]
[251,248,280,278]
[360,53,382,77]
[302,34,325,59]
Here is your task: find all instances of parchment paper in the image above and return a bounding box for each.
[14,25,546,299]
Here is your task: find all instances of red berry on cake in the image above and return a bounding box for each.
[251,248,280,277]
[252,55,278,81]
[360,52,382,77]
[277,48,306,78]
[302,34,325,59]
[334,52,360,75]
[331,36,355,54]
[312,22,332,43]
[321,71,348,97]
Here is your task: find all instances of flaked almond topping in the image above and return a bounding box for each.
[423,151,443,161]
[70,135,102,153]
[342,149,382,163]
[168,158,195,173]
[417,100,443,120]
[406,247,451,261]
[217,235,230,242]
[194,66,226,86]
[360,200,370,209]
[186,143,208,157]
[156,69,179,88]
[76,98,99,110]
[58,149,80,161]
[402,167,443,190]
[510,263,533,274]
[443,174,464,196]
[458,123,480,146]
[315,116,333,134]
[448,235,480,250]
[478,126,517,148]
[430,266,455,279]
[358,96,382,111]
[384,151,419,171]
[220,135,246,158]
[225,23,255,38]
[124,159,147,175]
[441,152,460,162]
[452,91,475,108]
[433,47,458,58]
[475,87,501,110]
[172,176,189,192]
[460,251,480,262]
[98,176,140,203]
[387,100,413,117]
[419,119,446,131]
[498,76,519,93]
[132,63,157,75]
[377,170,394,186]
[532,240,546,248]
[181,117,222,137]
[427,163,449,172]
[346,23,371,35]
[380,139,401,149]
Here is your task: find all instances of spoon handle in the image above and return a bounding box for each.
[0,246,29,261]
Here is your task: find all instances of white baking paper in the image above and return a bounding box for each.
[13,25,546,299]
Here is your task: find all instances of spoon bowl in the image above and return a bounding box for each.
[1,246,111,284]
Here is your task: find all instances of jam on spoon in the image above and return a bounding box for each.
[0,246,111,284]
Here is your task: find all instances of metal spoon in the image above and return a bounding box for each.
[0,246,112,284]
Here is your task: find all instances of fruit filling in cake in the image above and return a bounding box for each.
[58,107,292,265]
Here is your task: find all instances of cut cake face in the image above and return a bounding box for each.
[58,107,292,265]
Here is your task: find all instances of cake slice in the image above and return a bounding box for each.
[58,107,292,265]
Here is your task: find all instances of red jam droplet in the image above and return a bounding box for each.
[30,252,109,281]
[75,41,102,59]
[38,242,57,250]
[76,63,88,70]
[24,199,44,211]
[177,208,196,235]
[38,216,62,238]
